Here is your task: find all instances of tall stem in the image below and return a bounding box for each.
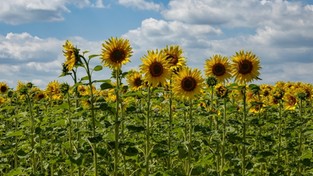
[220,98,227,176]
[26,94,36,174]
[278,100,282,167]
[168,77,173,169]
[297,99,303,174]
[187,100,193,175]
[145,86,151,176]
[242,86,247,176]
[67,94,74,176]
[114,69,120,176]
[83,57,98,176]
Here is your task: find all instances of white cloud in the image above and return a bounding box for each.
[0,0,106,24]
[123,0,313,84]
[117,0,162,11]
[0,32,61,63]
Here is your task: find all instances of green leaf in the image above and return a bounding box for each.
[93,65,103,71]
[16,149,28,158]
[178,145,188,159]
[100,82,113,90]
[6,130,23,137]
[88,54,100,59]
[124,146,139,156]
[81,75,89,81]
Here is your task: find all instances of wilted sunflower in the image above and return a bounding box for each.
[0,82,9,94]
[231,50,261,84]
[204,54,232,83]
[172,67,204,100]
[127,70,144,91]
[162,45,186,72]
[140,49,171,87]
[63,40,80,71]
[101,37,133,69]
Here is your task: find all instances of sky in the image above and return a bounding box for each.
[1,0,313,89]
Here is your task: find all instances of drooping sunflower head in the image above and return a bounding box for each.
[0,82,9,94]
[162,45,186,73]
[126,70,144,91]
[140,49,171,87]
[101,37,133,69]
[63,40,80,71]
[231,50,261,84]
[204,54,232,83]
[172,67,204,100]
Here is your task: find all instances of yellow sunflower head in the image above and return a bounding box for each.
[46,80,61,99]
[162,45,186,73]
[215,83,228,98]
[231,50,261,84]
[172,67,204,100]
[0,82,9,94]
[63,40,80,71]
[140,49,171,87]
[283,91,297,110]
[126,70,144,91]
[101,37,133,69]
[0,96,6,105]
[204,54,232,83]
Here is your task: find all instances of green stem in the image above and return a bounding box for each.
[220,98,227,176]
[145,86,151,176]
[114,69,120,176]
[26,94,36,174]
[278,100,282,167]
[82,56,98,176]
[67,94,74,176]
[242,86,247,176]
[297,99,303,175]
[168,78,173,169]
[187,100,193,176]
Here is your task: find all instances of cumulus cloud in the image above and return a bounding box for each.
[0,0,106,24]
[122,0,313,84]
[117,0,162,11]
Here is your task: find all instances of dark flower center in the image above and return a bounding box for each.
[134,77,142,87]
[111,49,126,63]
[149,62,164,77]
[212,63,226,76]
[181,77,197,92]
[239,59,253,74]
[167,54,178,66]
[0,86,8,93]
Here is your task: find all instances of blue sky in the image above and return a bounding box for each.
[1,0,313,88]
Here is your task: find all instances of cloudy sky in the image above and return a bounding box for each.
[1,0,313,88]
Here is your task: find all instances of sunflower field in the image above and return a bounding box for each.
[0,37,313,176]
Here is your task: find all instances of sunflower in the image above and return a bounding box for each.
[0,82,9,94]
[172,67,204,100]
[140,49,171,87]
[215,83,228,98]
[63,40,80,71]
[204,54,232,83]
[283,92,297,111]
[162,45,186,72]
[101,37,133,69]
[46,80,62,100]
[231,50,261,84]
[126,70,144,91]
[0,96,5,105]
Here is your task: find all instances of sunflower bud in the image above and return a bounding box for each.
[206,76,217,87]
